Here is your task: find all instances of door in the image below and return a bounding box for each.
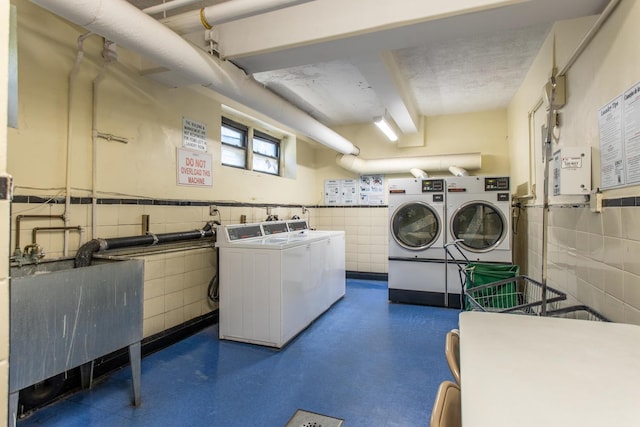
[449,201,507,252]
[390,201,442,250]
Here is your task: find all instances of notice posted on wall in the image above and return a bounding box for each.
[182,117,207,152]
[177,148,212,187]
[598,80,640,188]
[324,179,358,205]
[359,175,384,205]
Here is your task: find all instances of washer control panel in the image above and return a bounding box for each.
[422,179,445,192]
[484,177,510,191]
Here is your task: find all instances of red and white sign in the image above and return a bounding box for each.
[177,148,213,187]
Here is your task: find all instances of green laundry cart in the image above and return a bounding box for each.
[445,240,567,314]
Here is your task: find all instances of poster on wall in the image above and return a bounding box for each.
[359,175,385,205]
[324,180,341,205]
[598,95,625,188]
[598,80,640,189]
[182,117,207,152]
[177,148,213,187]
[341,180,358,204]
[324,179,358,205]
[623,82,640,185]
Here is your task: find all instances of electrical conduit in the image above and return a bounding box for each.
[160,0,314,33]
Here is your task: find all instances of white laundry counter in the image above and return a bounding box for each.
[459,311,640,427]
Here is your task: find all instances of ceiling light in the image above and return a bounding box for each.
[374,114,399,141]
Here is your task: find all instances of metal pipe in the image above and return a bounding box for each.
[558,0,621,76]
[161,0,314,33]
[75,223,215,267]
[32,226,82,244]
[92,40,114,239]
[65,32,94,257]
[540,75,558,316]
[14,215,65,253]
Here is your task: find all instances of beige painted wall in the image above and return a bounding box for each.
[320,109,510,195]
[8,1,319,207]
[1,1,10,423]
[507,1,640,324]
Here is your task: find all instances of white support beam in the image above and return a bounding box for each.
[215,0,525,60]
[354,52,420,134]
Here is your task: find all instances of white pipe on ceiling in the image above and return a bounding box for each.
[143,0,201,15]
[336,152,481,175]
[31,0,359,156]
[161,0,314,33]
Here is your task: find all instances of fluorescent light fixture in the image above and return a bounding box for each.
[374,115,398,141]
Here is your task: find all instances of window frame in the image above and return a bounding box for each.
[252,130,281,176]
[221,117,248,170]
[221,116,283,177]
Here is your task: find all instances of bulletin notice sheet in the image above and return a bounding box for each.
[599,81,640,189]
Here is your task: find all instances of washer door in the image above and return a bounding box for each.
[450,201,507,252]
[390,201,442,250]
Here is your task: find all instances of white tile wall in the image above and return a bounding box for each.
[520,205,640,325]
[314,207,388,274]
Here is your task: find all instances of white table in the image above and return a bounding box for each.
[459,311,640,427]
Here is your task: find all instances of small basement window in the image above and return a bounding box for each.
[221,116,282,176]
[252,131,280,176]
[221,117,248,169]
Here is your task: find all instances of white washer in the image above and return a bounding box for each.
[388,178,457,307]
[446,176,512,263]
[216,221,345,348]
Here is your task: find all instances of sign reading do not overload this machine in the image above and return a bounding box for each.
[177,148,212,187]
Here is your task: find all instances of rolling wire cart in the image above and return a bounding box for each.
[545,305,610,322]
[444,240,567,314]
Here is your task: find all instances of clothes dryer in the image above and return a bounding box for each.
[445,176,512,263]
[388,178,456,307]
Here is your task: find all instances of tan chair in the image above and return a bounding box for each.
[429,380,462,427]
[445,329,461,385]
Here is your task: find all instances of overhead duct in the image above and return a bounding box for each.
[337,152,481,175]
[31,0,359,157]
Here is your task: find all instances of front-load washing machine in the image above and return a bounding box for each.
[388,178,457,307]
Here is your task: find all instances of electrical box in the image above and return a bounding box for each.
[553,147,591,196]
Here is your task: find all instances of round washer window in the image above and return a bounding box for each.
[450,201,506,252]
[390,201,441,250]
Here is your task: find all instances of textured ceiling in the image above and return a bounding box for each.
[128,0,610,130]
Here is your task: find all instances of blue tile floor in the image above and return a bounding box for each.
[18,279,460,426]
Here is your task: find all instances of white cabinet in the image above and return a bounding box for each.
[218,231,345,348]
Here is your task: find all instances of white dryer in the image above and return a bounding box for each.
[446,176,512,263]
[388,178,457,307]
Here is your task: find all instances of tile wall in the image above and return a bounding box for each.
[520,204,640,325]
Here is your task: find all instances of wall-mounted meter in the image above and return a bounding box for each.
[553,147,591,196]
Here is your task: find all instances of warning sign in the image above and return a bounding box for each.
[182,117,207,152]
[177,148,213,187]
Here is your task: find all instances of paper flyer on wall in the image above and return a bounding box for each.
[359,175,385,205]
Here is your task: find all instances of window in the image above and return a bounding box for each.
[221,117,282,176]
[221,117,247,169]
[252,131,280,176]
